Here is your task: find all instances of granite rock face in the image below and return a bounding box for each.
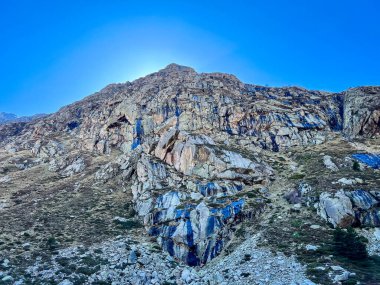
[132,129,273,265]
[318,190,355,228]
[318,189,380,228]
[0,64,379,268]
[343,87,380,139]
[0,64,347,154]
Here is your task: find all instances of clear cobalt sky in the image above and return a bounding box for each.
[1,1,379,116]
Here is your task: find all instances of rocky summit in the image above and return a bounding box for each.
[0,64,379,285]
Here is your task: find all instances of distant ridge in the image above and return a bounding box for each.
[0,112,46,124]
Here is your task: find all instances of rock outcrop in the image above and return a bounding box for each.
[132,129,273,265]
[343,87,380,139]
[0,64,379,270]
[0,64,347,155]
[318,189,380,228]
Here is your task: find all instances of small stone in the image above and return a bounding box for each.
[2,259,9,268]
[128,250,138,264]
[181,268,192,283]
[1,276,13,282]
[293,203,302,210]
[59,280,74,285]
[305,244,319,251]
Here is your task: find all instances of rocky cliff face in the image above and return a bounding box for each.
[343,86,380,139]
[0,64,379,284]
[0,63,345,153]
[0,64,347,265]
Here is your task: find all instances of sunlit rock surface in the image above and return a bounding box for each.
[0,64,379,278]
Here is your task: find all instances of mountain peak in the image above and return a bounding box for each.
[160,63,196,73]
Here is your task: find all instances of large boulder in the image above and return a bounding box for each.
[318,189,380,228]
[318,190,355,228]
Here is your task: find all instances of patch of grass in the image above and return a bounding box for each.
[352,160,361,171]
[289,173,306,180]
[81,255,107,267]
[113,219,143,230]
[333,228,368,260]
[290,219,303,229]
[245,192,257,199]
[243,254,251,261]
[235,224,246,238]
[92,281,112,285]
[162,282,177,285]
[76,265,100,275]
[55,257,71,267]
[45,237,59,250]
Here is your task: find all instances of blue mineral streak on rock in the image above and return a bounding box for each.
[149,198,245,266]
[198,182,218,196]
[202,242,211,264]
[175,106,181,117]
[349,190,378,210]
[164,239,175,256]
[131,118,144,150]
[327,108,342,131]
[298,114,315,129]
[206,216,216,237]
[155,191,179,209]
[186,220,194,247]
[148,226,160,236]
[187,250,199,266]
[131,138,141,150]
[270,133,279,152]
[67,121,79,130]
[360,209,380,227]
[197,182,243,197]
[221,205,232,220]
[284,114,295,127]
[210,239,223,259]
[217,199,245,220]
[352,154,380,169]
[175,206,192,219]
[231,199,244,214]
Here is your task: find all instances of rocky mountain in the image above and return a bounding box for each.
[0,112,47,125]
[0,113,17,124]
[0,64,379,284]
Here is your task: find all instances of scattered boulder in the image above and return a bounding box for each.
[284,182,312,205]
[61,157,86,177]
[318,190,355,228]
[0,175,11,183]
[323,155,339,171]
[328,265,351,283]
[318,189,380,228]
[346,189,378,210]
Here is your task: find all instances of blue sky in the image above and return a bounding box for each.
[1,1,379,116]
